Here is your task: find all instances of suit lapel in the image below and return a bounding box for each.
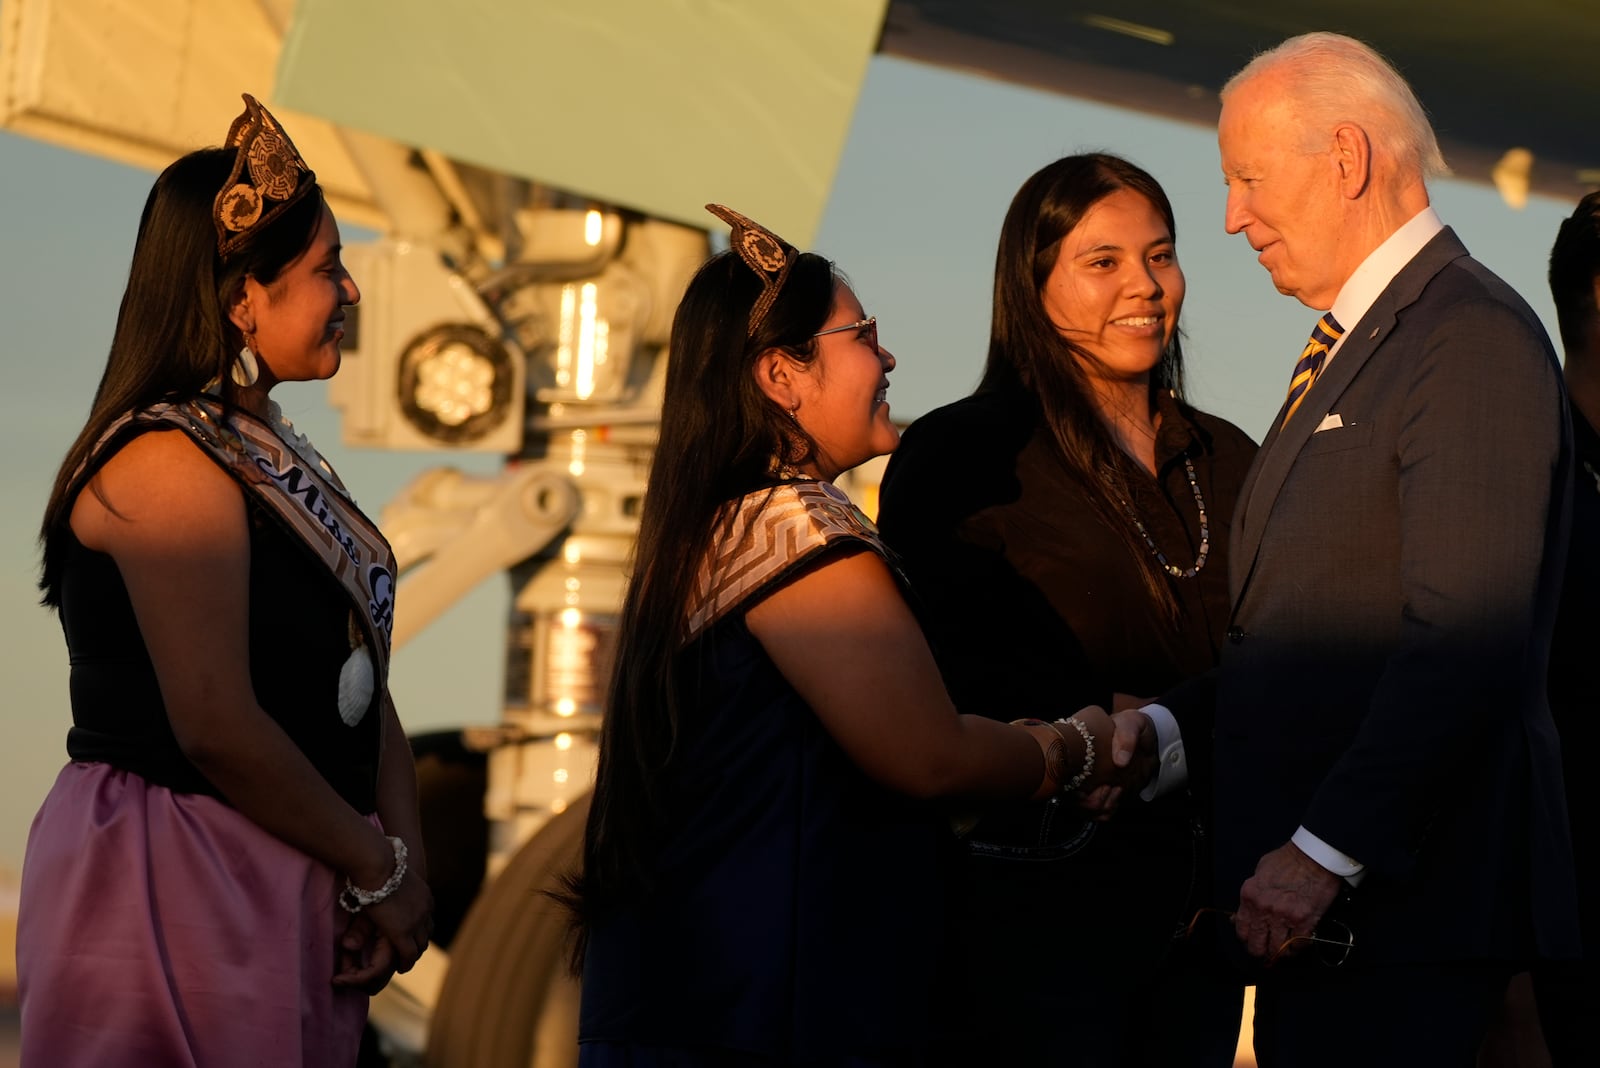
[1230,228,1471,602]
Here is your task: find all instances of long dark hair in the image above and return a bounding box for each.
[1549,189,1600,352]
[981,152,1188,618]
[565,247,839,963]
[38,147,324,605]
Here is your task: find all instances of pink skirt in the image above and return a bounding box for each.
[17,762,369,1067]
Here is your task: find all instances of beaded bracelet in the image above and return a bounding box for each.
[1055,716,1096,792]
[339,835,408,914]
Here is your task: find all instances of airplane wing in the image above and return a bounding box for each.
[4,0,1593,235]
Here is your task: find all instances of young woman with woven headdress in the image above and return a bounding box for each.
[17,96,432,1067]
[570,204,1141,1065]
[876,154,1256,1065]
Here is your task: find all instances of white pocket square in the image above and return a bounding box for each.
[1315,413,1344,432]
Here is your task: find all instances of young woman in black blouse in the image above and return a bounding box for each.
[878,153,1256,1066]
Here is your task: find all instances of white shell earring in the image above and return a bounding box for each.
[232,341,261,387]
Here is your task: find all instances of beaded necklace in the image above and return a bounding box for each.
[262,400,363,505]
[201,383,345,497]
[1119,455,1209,579]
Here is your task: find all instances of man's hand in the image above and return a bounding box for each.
[1110,706,1156,775]
[1234,841,1343,959]
[1076,706,1157,822]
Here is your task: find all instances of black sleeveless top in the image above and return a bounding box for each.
[55,429,380,812]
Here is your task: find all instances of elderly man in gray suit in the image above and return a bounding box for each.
[1114,31,1580,1066]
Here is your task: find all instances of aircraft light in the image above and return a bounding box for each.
[396,323,518,444]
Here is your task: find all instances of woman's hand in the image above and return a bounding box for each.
[1074,704,1159,821]
[333,913,396,994]
[355,865,434,975]
[332,856,433,992]
[366,866,435,974]
[1063,704,1118,790]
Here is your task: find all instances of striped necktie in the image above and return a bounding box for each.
[1282,313,1345,427]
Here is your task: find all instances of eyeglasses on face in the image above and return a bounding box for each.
[1184,907,1354,969]
[812,315,878,352]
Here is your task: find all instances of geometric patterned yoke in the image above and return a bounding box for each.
[684,479,892,643]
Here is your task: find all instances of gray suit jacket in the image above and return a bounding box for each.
[1206,228,1579,964]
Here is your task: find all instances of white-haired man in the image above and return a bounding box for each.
[1124,31,1580,1065]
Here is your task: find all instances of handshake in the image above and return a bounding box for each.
[1009,699,1159,821]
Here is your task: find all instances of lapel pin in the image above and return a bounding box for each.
[1369,327,1380,339]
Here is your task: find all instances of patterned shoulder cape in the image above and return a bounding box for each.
[684,479,892,643]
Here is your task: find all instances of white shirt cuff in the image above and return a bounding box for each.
[1137,703,1187,801]
[1292,826,1367,886]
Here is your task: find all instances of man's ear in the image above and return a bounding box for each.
[751,347,801,411]
[226,279,255,337]
[1332,123,1372,200]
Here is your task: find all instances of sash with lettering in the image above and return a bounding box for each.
[81,397,397,699]
[684,479,895,643]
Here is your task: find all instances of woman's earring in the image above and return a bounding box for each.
[232,339,261,387]
[788,401,801,425]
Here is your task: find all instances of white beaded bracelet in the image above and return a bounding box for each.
[1056,716,1096,793]
[339,835,408,914]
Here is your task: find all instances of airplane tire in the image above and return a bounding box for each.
[425,794,589,1068]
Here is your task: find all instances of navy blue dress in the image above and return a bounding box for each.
[580,483,947,1066]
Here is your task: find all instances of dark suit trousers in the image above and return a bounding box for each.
[1253,962,1510,1067]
